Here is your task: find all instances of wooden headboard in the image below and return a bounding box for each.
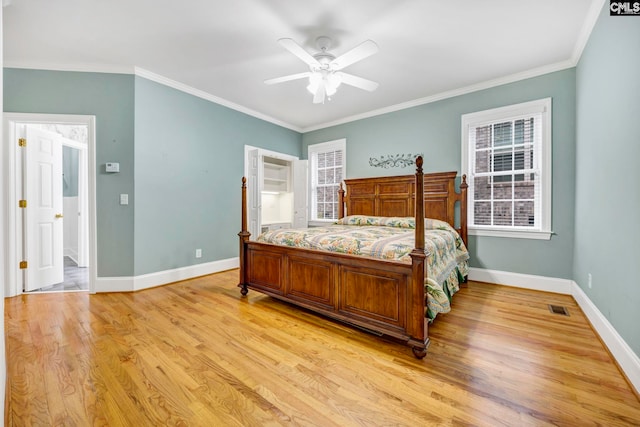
[339,172,468,245]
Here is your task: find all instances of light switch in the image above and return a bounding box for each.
[120,194,129,205]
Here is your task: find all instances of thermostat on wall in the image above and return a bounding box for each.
[106,162,120,173]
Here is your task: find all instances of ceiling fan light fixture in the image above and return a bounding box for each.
[306,72,322,94]
[307,71,341,98]
[267,36,379,104]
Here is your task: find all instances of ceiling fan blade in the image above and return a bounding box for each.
[313,82,326,104]
[264,72,311,85]
[330,40,378,70]
[278,38,320,67]
[337,72,379,92]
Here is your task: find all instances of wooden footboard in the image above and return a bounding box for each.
[238,157,465,358]
[241,243,428,356]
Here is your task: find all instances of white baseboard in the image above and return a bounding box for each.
[95,257,239,293]
[468,267,573,294]
[571,281,640,395]
[64,249,79,264]
[469,267,639,394]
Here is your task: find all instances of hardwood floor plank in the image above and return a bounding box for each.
[5,271,640,426]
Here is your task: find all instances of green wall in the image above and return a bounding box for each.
[133,77,301,275]
[3,69,301,277]
[4,69,136,277]
[303,70,577,280]
[574,6,640,355]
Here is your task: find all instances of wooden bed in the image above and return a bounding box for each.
[238,157,467,358]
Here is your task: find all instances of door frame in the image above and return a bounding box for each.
[3,113,97,296]
[243,145,299,239]
[60,136,89,268]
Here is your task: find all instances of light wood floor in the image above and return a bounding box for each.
[5,269,640,426]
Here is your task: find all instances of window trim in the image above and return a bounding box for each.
[461,98,552,240]
[308,138,346,226]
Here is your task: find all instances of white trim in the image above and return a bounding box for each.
[571,0,607,64]
[3,65,302,132]
[302,60,573,133]
[6,59,574,135]
[469,228,552,240]
[5,0,604,138]
[461,98,552,236]
[571,281,640,395]
[308,139,347,222]
[95,257,239,293]
[134,68,302,133]
[468,267,573,294]
[3,61,135,75]
[3,113,97,297]
[243,144,299,178]
[469,267,640,394]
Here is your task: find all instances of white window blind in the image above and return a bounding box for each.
[308,139,346,222]
[462,99,551,239]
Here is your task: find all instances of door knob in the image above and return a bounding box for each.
[55,213,64,219]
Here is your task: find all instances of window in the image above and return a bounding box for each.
[308,139,346,223]
[462,98,551,239]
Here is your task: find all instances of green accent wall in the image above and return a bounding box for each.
[3,69,301,277]
[574,6,640,355]
[4,69,135,277]
[133,77,301,275]
[303,70,577,280]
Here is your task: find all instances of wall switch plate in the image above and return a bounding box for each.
[120,194,128,205]
[195,249,202,258]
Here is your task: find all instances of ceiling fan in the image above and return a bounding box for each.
[265,36,379,104]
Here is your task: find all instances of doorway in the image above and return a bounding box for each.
[3,113,97,296]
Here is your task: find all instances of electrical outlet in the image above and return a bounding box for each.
[195,249,202,258]
[588,273,592,289]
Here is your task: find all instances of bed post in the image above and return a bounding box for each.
[460,174,468,247]
[238,177,250,296]
[338,183,345,219]
[409,156,428,358]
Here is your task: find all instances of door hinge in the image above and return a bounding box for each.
[18,138,27,147]
[19,200,27,208]
[19,261,28,269]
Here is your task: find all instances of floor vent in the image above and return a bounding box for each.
[548,304,570,316]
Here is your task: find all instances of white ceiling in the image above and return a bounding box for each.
[3,0,602,132]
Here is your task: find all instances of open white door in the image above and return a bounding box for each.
[247,148,262,240]
[24,127,64,291]
[292,159,308,228]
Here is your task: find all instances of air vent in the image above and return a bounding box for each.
[548,304,569,316]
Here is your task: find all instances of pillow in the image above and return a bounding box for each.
[336,215,455,232]
[336,215,414,228]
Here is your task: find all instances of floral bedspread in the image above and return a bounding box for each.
[256,215,469,320]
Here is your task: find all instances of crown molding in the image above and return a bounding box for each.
[3,61,134,75]
[5,0,604,137]
[571,0,606,64]
[302,58,575,133]
[133,67,302,133]
[3,62,302,132]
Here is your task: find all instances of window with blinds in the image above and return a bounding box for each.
[308,139,346,222]
[462,99,552,239]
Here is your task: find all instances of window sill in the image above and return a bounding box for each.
[469,228,552,240]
